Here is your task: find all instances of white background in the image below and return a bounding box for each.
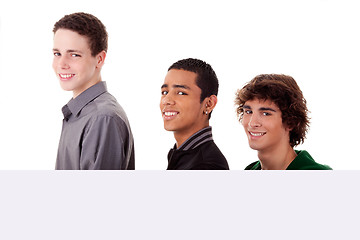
[1,0,359,169]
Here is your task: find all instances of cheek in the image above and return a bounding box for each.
[52,59,57,71]
[241,117,248,128]
[78,64,95,77]
[186,103,201,116]
[159,95,167,107]
[272,123,288,137]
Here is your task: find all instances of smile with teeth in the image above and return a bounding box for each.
[163,111,179,119]
[249,132,265,137]
[59,73,75,80]
[164,112,177,116]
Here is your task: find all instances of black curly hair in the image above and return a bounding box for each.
[168,58,219,119]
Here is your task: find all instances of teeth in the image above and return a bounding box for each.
[60,74,74,78]
[164,112,177,116]
[250,132,265,136]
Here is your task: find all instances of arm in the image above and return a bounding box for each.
[80,115,132,170]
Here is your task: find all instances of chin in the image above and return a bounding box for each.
[163,125,176,132]
[248,143,262,151]
[59,83,74,91]
[60,87,74,92]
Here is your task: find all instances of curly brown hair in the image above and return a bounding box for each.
[53,12,108,56]
[235,74,310,147]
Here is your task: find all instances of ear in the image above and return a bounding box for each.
[204,95,218,114]
[284,123,294,132]
[95,50,106,69]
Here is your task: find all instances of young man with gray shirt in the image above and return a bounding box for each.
[52,12,134,169]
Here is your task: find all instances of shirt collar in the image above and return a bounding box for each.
[62,81,107,120]
[176,126,213,151]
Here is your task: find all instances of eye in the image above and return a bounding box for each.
[178,91,187,95]
[53,52,61,57]
[262,112,272,116]
[71,53,81,57]
[244,110,252,114]
[161,90,168,95]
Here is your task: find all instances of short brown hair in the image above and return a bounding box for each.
[53,12,108,56]
[235,74,310,147]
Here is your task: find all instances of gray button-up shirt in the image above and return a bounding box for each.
[56,81,135,170]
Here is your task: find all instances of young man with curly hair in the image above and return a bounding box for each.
[235,74,331,170]
[160,58,229,170]
[53,12,134,170]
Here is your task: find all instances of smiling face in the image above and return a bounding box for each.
[242,98,291,155]
[52,29,105,98]
[160,69,209,145]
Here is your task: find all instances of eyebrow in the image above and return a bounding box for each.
[161,84,191,90]
[243,105,277,112]
[52,48,84,54]
[260,107,277,112]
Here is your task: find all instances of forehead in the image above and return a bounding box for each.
[164,69,198,86]
[245,98,280,110]
[53,29,90,51]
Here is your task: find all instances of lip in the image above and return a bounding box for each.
[162,110,179,120]
[248,131,266,138]
[58,73,75,81]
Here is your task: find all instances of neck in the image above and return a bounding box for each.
[73,75,102,99]
[258,144,297,170]
[174,123,209,148]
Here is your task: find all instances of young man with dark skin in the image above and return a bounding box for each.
[53,12,134,170]
[235,74,331,170]
[160,58,229,170]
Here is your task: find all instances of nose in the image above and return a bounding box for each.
[248,114,261,128]
[161,92,175,106]
[57,56,70,70]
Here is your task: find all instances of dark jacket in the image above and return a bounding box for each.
[167,127,229,170]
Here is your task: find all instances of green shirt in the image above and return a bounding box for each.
[245,150,332,170]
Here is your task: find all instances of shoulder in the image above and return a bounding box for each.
[84,102,131,134]
[288,150,332,170]
[88,92,130,123]
[245,161,261,170]
[194,141,229,170]
[200,141,227,160]
[93,93,122,114]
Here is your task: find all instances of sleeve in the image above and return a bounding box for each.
[80,115,131,170]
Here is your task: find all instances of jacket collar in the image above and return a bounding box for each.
[176,126,213,151]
